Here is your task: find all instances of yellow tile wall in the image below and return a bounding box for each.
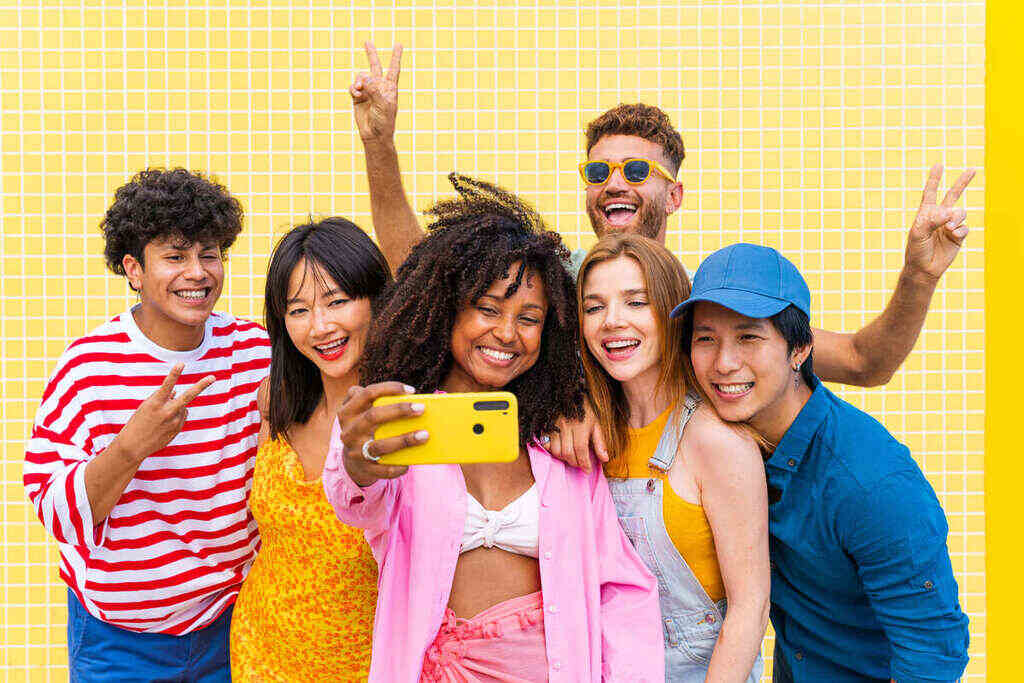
[0,1,985,679]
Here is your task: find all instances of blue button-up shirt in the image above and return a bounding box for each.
[767,377,969,683]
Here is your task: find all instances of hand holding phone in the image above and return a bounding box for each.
[372,392,519,466]
[336,382,426,487]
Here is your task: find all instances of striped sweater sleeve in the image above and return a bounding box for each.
[24,346,105,550]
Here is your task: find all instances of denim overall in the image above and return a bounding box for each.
[608,394,763,682]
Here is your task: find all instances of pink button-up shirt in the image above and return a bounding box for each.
[323,423,664,682]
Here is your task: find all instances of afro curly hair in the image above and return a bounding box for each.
[360,173,585,444]
[101,168,244,281]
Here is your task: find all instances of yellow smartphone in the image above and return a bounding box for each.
[371,391,519,466]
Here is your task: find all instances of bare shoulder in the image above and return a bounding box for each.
[257,377,270,420]
[680,403,763,479]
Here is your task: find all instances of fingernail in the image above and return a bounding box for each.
[946,221,958,229]
[411,403,425,414]
[415,430,429,441]
[403,384,416,393]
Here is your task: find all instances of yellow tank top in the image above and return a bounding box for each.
[230,437,378,681]
[616,404,726,603]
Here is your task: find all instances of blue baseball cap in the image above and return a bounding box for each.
[669,243,811,320]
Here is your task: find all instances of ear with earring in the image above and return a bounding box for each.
[792,361,801,387]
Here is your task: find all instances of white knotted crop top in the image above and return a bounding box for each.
[460,484,540,558]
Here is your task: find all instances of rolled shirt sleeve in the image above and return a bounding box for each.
[838,469,970,682]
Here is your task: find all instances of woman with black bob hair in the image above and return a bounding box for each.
[323,175,663,682]
[230,216,390,680]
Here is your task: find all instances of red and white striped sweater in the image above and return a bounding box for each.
[24,309,271,634]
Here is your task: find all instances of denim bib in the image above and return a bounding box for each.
[608,394,763,682]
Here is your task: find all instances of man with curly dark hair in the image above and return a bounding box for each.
[24,168,270,682]
[323,174,663,681]
[347,41,977,467]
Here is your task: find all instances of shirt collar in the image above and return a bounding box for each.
[766,375,830,474]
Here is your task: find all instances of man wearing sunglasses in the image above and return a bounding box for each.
[348,42,975,461]
[571,103,687,276]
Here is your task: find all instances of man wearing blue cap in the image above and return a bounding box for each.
[672,243,969,682]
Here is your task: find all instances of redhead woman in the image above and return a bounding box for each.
[323,176,663,682]
[577,233,769,682]
[230,217,391,680]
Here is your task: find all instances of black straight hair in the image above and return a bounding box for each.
[768,305,815,386]
[264,217,392,440]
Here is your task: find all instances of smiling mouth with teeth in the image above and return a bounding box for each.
[713,382,755,396]
[602,339,639,350]
[314,337,349,360]
[175,288,210,302]
[315,338,348,352]
[603,203,638,224]
[478,346,517,363]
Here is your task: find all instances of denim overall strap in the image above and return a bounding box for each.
[608,392,762,682]
[647,393,701,473]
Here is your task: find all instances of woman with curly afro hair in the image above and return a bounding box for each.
[322,174,663,682]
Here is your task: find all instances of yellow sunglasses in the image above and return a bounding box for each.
[578,158,676,186]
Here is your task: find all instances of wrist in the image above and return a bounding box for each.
[899,264,941,291]
[343,456,379,488]
[360,135,397,152]
[106,434,146,466]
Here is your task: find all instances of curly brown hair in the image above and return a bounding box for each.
[585,103,686,173]
[360,174,584,444]
[101,168,244,279]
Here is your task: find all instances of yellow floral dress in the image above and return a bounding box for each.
[230,437,378,681]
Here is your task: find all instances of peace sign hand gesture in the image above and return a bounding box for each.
[350,41,403,143]
[116,363,216,464]
[904,164,976,283]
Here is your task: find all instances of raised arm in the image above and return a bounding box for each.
[813,165,975,387]
[350,42,424,272]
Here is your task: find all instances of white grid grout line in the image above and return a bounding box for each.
[0,1,986,679]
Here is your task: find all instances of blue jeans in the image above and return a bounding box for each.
[67,590,232,683]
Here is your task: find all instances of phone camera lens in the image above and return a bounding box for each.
[473,423,484,434]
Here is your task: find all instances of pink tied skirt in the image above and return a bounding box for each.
[419,591,548,682]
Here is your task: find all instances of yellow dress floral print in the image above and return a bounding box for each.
[231,437,378,681]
